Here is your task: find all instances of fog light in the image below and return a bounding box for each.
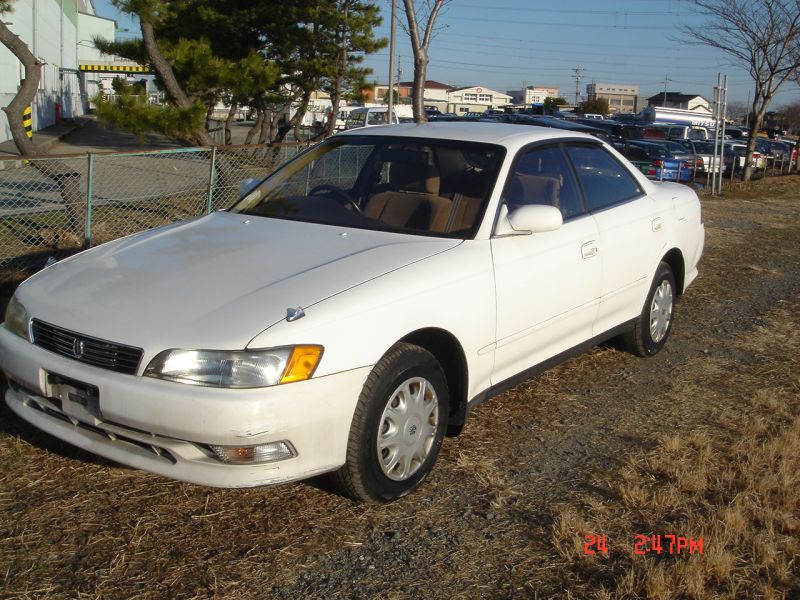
[209,441,296,464]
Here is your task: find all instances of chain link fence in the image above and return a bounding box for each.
[0,138,797,272]
[0,143,310,271]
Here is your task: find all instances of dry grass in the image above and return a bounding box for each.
[0,175,798,598]
[550,303,800,599]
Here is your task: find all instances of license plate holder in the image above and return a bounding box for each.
[45,372,101,420]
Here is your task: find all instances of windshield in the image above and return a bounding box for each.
[231,135,504,239]
[638,144,669,158]
[657,140,689,153]
[691,142,715,154]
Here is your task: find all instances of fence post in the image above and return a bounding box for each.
[206,146,217,214]
[85,153,94,248]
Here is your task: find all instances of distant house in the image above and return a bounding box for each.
[367,80,453,112]
[647,92,711,113]
[447,86,512,114]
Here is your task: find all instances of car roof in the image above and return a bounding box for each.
[335,121,596,147]
[628,139,669,147]
[349,107,388,113]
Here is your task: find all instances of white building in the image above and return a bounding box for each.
[447,86,512,114]
[646,92,711,113]
[507,86,560,105]
[77,9,119,101]
[0,0,90,143]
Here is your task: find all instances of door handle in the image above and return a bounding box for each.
[652,217,663,232]
[581,241,598,259]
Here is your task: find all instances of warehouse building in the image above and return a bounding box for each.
[585,82,640,114]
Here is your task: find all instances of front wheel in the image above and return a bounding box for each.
[333,343,448,502]
[620,262,676,357]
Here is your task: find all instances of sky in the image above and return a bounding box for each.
[92,0,800,108]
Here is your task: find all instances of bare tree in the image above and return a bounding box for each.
[401,0,450,122]
[725,100,750,124]
[780,99,800,134]
[682,0,800,180]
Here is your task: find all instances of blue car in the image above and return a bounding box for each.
[621,141,697,183]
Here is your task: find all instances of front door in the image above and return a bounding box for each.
[490,144,601,385]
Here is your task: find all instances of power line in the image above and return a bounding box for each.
[451,4,695,17]
[433,31,695,52]
[444,15,675,29]
[428,42,727,69]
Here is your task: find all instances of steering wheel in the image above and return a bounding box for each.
[309,184,362,213]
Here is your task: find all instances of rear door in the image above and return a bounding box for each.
[563,144,667,336]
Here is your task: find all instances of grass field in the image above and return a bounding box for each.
[0,175,798,599]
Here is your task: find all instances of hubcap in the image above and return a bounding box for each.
[377,377,439,481]
[649,279,673,343]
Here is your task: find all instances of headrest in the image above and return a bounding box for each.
[384,149,440,195]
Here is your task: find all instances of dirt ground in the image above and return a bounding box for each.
[1,176,798,599]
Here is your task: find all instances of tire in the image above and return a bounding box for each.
[333,343,448,502]
[621,262,677,357]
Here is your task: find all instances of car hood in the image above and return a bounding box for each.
[18,212,460,351]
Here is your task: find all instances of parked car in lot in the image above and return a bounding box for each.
[1,123,704,502]
[722,141,764,173]
[651,124,710,141]
[498,114,613,141]
[578,121,667,148]
[765,139,797,168]
[621,140,699,183]
[330,107,353,131]
[344,107,400,129]
[649,140,705,177]
[676,140,725,174]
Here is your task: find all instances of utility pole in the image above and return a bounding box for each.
[573,67,583,106]
[397,62,403,107]
[661,74,672,106]
[387,0,396,118]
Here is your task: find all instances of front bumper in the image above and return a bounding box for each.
[0,326,371,488]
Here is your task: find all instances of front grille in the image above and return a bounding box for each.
[31,319,143,375]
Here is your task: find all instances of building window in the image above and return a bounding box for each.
[464,93,478,101]
[459,107,469,113]
[478,94,492,102]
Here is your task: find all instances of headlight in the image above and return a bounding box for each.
[4,295,30,340]
[144,345,323,388]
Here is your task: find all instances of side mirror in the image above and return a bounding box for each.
[239,178,261,196]
[500,204,563,235]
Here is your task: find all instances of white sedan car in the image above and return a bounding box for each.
[1,123,704,502]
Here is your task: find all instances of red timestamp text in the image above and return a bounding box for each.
[583,534,703,556]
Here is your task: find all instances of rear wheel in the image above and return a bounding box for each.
[333,343,448,502]
[621,262,676,357]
